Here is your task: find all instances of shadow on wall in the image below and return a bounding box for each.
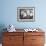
[0,24,7,43]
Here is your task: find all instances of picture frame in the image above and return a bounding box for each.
[17,7,35,22]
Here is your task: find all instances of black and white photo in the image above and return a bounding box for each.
[17,7,35,22]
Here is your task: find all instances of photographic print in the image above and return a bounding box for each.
[17,7,35,22]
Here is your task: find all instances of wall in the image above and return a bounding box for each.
[0,0,46,29]
[0,0,46,44]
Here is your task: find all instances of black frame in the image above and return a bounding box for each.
[17,7,35,22]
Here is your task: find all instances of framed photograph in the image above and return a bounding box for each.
[17,7,35,22]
